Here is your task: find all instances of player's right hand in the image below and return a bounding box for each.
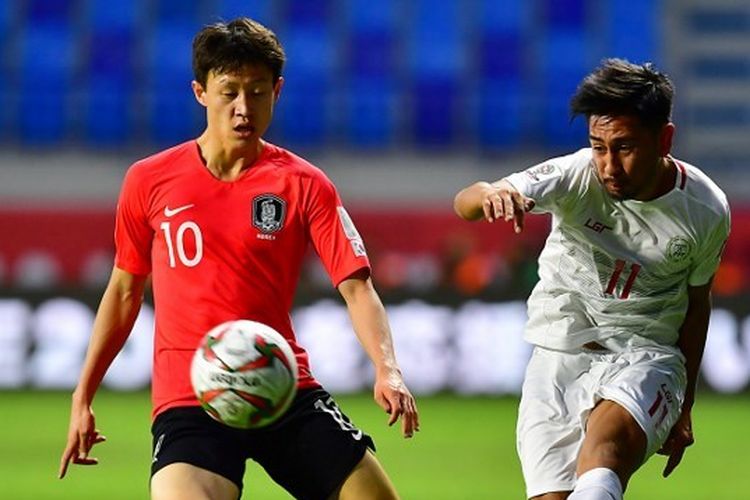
[658,409,694,478]
[58,401,107,479]
[480,180,535,233]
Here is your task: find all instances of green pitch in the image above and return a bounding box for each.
[4,391,748,499]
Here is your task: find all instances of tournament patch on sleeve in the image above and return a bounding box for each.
[524,163,559,183]
[337,206,367,257]
[337,206,361,240]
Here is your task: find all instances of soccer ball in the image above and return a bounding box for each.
[190,319,298,429]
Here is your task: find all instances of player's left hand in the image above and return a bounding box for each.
[374,369,420,439]
[658,409,694,478]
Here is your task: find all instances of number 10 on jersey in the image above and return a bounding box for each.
[605,259,641,299]
[160,221,204,268]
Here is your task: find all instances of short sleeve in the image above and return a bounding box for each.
[503,150,586,214]
[689,210,730,287]
[114,165,153,275]
[305,174,370,287]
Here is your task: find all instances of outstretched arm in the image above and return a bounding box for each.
[58,267,147,478]
[660,280,713,478]
[453,179,535,232]
[338,273,419,438]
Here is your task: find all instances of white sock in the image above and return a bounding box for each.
[568,467,623,500]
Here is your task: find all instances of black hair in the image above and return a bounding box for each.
[570,58,674,129]
[192,18,286,87]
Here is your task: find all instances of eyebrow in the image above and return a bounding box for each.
[588,134,634,143]
[215,76,271,86]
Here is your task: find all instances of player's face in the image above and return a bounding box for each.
[193,64,283,147]
[588,114,674,201]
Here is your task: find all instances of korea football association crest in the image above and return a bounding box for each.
[252,194,286,234]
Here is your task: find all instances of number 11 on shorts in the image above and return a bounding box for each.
[605,259,641,299]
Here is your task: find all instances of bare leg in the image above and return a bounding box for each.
[151,462,239,500]
[577,400,647,490]
[329,450,399,500]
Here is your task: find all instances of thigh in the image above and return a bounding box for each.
[250,389,378,500]
[517,348,595,498]
[150,407,247,496]
[151,463,239,500]
[597,349,686,458]
[331,450,398,500]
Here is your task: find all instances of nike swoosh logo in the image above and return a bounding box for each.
[164,204,195,217]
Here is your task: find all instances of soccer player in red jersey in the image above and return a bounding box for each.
[59,18,419,500]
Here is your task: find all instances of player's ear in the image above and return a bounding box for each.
[659,122,675,156]
[192,80,208,107]
[272,77,284,103]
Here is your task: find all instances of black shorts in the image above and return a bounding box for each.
[150,388,376,500]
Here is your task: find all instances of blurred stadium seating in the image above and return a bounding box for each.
[0,0,670,151]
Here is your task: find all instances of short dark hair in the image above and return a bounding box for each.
[570,58,674,129]
[192,18,286,87]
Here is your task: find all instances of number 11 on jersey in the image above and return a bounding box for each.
[605,259,641,299]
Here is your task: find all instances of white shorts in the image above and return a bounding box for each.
[516,346,686,498]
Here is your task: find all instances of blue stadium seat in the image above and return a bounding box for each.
[686,6,750,35]
[16,25,75,144]
[0,0,13,44]
[478,0,528,32]
[478,32,522,79]
[412,79,458,146]
[344,78,395,148]
[19,25,75,84]
[408,0,464,79]
[476,79,524,149]
[284,0,331,26]
[83,0,142,31]
[540,88,588,147]
[541,30,587,74]
[690,104,750,127]
[348,31,394,77]
[25,0,71,24]
[0,74,11,140]
[147,24,195,88]
[215,0,274,23]
[84,78,134,145]
[544,0,586,29]
[274,79,329,148]
[89,30,134,82]
[346,0,398,32]
[690,56,750,80]
[19,87,69,144]
[282,26,337,77]
[607,0,657,62]
[149,89,202,146]
[155,0,201,24]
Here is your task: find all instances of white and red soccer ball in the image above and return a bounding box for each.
[190,320,298,429]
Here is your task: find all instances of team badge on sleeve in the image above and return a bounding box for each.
[252,194,286,233]
[524,163,558,183]
[337,207,367,257]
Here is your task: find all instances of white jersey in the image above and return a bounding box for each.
[505,148,730,351]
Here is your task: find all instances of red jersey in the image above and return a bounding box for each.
[114,141,370,418]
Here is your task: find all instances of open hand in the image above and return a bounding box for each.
[374,370,420,439]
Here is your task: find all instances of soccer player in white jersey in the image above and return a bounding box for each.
[454,59,730,499]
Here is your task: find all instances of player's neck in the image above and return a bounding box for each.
[196,133,265,181]
[635,157,676,201]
